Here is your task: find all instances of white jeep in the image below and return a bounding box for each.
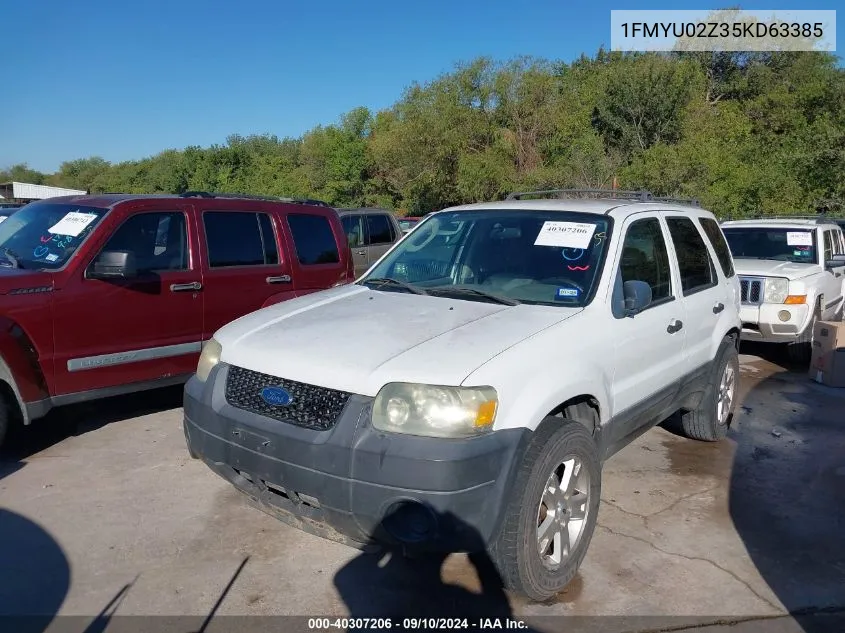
[184,190,743,600]
[720,218,845,362]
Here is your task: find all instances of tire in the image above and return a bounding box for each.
[786,308,817,364]
[679,336,738,442]
[0,397,9,451]
[490,421,601,601]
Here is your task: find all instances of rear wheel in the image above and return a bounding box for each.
[490,421,601,601]
[0,397,9,450]
[679,336,738,442]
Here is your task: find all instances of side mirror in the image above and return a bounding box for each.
[825,254,845,269]
[623,280,653,316]
[88,250,137,279]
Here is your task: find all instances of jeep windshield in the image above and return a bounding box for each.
[722,227,817,264]
[0,203,108,270]
[360,210,612,307]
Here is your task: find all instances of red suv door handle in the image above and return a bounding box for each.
[266,275,291,284]
[170,281,202,292]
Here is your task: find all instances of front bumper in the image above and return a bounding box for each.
[739,302,811,343]
[183,364,529,552]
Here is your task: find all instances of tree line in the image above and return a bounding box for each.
[5,50,844,218]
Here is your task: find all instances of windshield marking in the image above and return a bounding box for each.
[534,221,596,249]
[48,211,99,237]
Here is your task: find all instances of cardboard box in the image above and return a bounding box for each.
[809,320,845,387]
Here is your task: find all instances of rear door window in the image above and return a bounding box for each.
[366,214,394,245]
[203,212,279,268]
[666,217,717,295]
[287,214,340,265]
[698,217,735,278]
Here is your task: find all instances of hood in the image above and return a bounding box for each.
[0,267,54,295]
[217,284,580,396]
[732,258,821,280]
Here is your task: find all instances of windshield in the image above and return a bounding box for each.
[722,227,817,264]
[361,210,612,307]
[0,203,108,270]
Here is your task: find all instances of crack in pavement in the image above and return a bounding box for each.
[596,523,782,613]
[602,484,722,528]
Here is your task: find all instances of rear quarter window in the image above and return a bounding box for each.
[698,217,735,278]
[287,213,341,265]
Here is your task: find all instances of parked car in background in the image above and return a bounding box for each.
[397,217,420,234]
[183,189,742,601]
[0,205,21,224]
[721,217,845,361]
[0,191,353,448]
[337,208,403,278]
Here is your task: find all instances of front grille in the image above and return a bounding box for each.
[225,365,351,431]
[740,277,764,305]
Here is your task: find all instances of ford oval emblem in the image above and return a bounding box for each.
[260,386,293,406]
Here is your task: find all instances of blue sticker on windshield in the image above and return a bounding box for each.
[555,287,580,300]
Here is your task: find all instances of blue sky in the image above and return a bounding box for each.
[3,0,842,173]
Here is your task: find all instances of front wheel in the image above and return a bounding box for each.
[490,421,601,601]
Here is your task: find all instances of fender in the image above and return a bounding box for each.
[0,318,51,424]
[260,290,298,310]
[499,368,612,434]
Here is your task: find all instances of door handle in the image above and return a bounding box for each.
[170,281,202,292]
[667,319,683,334]
[356,250,366,256]
[713,302,725,314]
[266,275,291,284]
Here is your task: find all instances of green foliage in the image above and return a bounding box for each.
[4,50,843,218]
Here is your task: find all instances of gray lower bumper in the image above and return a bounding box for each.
[183,364,529,552]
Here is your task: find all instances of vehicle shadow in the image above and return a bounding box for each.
[0,384,184,479]
[0,508,70,633]
[728,358,845,633]
[333,509,543,631]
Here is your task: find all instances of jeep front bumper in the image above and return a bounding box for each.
[739,302,811,343]
[183,364,529,552]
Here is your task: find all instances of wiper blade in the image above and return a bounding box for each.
[427,286,520,306]
[0,248,20,269]
[361,277,428,295]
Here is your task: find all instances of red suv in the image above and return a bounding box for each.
[0,192,354,447]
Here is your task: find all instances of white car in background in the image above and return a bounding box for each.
[720,218,845,362]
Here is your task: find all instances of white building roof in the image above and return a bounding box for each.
[0,181,87,200]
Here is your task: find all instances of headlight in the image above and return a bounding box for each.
[763,278,789,304]
[196,338,222,382]
[371,383,498,438]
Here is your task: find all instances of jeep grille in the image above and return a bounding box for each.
[739,276,764,305]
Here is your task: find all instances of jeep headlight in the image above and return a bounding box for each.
[196,338,222,382]
[372,383,498,438]
[763,278,789,304]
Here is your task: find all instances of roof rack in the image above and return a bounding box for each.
[504,188,700,207]
[178,191,332,207]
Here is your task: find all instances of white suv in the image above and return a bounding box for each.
[183,190,742,600]
[720,218,845,362]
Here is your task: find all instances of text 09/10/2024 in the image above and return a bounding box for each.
[307,618,529,630]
